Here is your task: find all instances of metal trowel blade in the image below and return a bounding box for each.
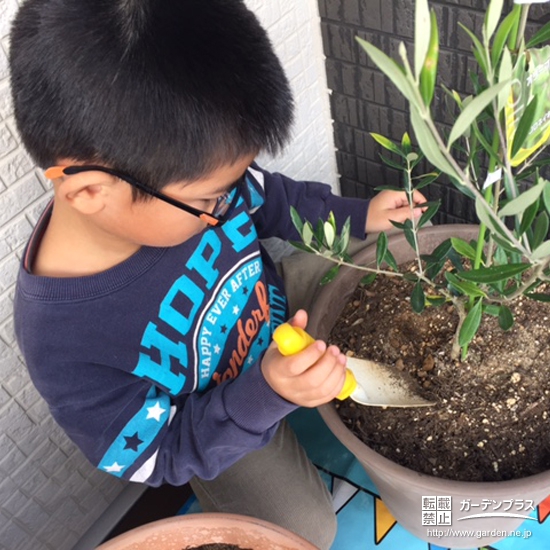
[346,356,435,408]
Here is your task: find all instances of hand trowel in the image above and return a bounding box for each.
[273,323,434,408]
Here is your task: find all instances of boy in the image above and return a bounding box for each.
[10,1,424,547]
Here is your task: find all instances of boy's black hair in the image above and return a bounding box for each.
[9,0,294,191]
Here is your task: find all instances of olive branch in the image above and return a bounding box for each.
[291,0,550,360]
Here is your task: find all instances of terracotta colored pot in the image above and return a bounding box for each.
[310,225,550,548]
[95,513,318,550]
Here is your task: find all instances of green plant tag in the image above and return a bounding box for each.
[506,46,550,166]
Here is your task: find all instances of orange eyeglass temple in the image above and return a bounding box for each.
[44,167,66,179]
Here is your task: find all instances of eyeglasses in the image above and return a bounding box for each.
[44,164,244,227]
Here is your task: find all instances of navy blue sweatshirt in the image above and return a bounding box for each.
[14,164,369,486]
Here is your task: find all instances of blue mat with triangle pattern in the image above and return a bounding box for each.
[179,408,550,550]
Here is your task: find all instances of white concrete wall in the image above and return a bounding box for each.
[248,0,338,185]
[0,1,337,549]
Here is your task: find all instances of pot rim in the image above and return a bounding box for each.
[96,512,318,549]
[318,402,550,493]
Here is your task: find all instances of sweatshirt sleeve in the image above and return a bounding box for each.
[48,359,297,486]
[246,163,370,242]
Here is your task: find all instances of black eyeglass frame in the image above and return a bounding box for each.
[45,164,245,227]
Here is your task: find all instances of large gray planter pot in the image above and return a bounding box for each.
[310,224,550,548]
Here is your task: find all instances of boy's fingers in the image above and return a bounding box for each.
[387,190,427,210]
[411,189,428,205]
[262,342,348,406]
[288,309,308,329]
[285,341,347,379]
[300,352,348,404]
[267,310,309,352]
[387,206,423,225]
[323,366,349,401]
[298,345,347,386]
[283,340,327,376]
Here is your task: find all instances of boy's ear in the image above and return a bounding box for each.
[56,171,116,215]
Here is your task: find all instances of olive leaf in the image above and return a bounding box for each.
[414,0,431,79]
[410,107,458,178]
[411,282,426,314]
[532,212,550,250]
[413,172,439,190]
[457,263,531,283]
[320,265,340,286]
[544,181,550,214]
[290,206,304,235]
[526,293,550,303]
[497,47,513,114]
[336,217,351,256]
[419,10,439,107]
[384,249,399,271]
[448,81,510,147]
[458,298,483,348]
[498,305,514,331]
[499,177,546,217]
[459,23,489,77]
[484,0,504,43]
[376,232,388,268]
[356,38,422,112]
[475,197,508,239]
[492,7,520,67]
[519,199,540,238]
[302,222,314,248]
[450,237,478,261]
[370,133,404,156]
[361,273,377,286]
[380,154,406,170]
[532,240,550,261]
[324,221,335,248]
[526,20,550,48]
[446,272,487,298]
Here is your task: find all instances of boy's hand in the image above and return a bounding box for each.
[365,189,427,233]
[262,310,347,407]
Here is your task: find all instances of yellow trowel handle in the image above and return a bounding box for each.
[272,323,357,400]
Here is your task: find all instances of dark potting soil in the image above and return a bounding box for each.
[330,271,550,482]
